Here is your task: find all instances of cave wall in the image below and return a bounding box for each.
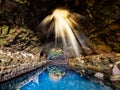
[82,0,120,53]
[0,0,120,53]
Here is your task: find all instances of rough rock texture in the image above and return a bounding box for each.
[0,25,46,82]
[0,66,46,90]
[0,47,47,82]
[0,0,120,53]
[67,54,120,89]
[0,0,120,89]
[112,63,120,75]
[0,25,43,53]
[81,0,120,53]
[94,72,104,80]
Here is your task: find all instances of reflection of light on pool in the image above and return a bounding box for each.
[47,65,65,81]
[20,69,112,90]
[49,73,62,81]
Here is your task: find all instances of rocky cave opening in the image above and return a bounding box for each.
[0,0,120,90]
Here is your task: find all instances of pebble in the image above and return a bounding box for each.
[94,72,104,80]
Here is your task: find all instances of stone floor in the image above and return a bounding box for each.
[0,48,47,82]
[67,53,120,89]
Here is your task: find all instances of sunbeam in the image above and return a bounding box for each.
[40,8,91,57]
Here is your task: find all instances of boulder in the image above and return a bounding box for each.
[111,61,120,82]
[112,62,120,75]
[94,72,104,80]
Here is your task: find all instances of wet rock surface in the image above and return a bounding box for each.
[0,47,47,82]
[0,66,46,90]
[0,25,42,53]
[0,25,47,82]
[94,72,104,80]
[0,0,120,53]
[0,1,120,89]
[67,53,120,89]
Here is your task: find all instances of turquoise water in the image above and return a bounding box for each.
[20,69,111,90]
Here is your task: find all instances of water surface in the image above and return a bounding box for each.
[20,69,111,90]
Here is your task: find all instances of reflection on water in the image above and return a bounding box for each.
[47,65,66,81]
[20,66,112,90]
[0,66,46,90]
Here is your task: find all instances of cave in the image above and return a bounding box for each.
[0,0,120,90]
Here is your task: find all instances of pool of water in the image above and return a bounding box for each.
[20,68,112,90]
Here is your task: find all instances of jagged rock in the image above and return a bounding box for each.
[0,0,120,53]
[0,0,120,89]
[67,54,120,89]
[0,47,47,82]
[0,25,42,54]
[112,62,120,75]
[110,61,120,82]
[94,72,104,80]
